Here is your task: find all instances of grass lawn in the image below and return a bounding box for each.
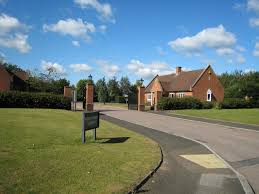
[170,109,259,125]
[0,109,160,194]
[94,102,128,109]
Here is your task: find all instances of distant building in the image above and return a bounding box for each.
[145,65,224,106]
[0,65,28,92]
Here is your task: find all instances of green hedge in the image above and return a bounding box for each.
[157,97,203,110]
[0,91,71,110]
[115,96,126,103]
[216,98,259,109]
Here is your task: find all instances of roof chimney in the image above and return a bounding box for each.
[176,66,182,75]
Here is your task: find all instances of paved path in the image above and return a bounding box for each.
[95,105,258,193]
[102,115,244,194]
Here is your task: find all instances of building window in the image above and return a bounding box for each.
[169,93,174,98]
[207,89,212,102]
[178,93,185,98]
[147,93,152,101]
[208,75,211,80]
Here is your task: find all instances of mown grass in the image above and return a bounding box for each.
[0,109,160,194]
[170,108,259,125]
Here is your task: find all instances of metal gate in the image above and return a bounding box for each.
[128,92,138,110]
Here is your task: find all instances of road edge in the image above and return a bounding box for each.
[180,135,255,194]
[128,145,164,194]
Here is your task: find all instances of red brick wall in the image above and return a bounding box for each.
[192,66,224,102]
[0,66,11,91]
[64,86,72,97]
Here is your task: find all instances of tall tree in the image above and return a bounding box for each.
[76,79,93,101]
[119,76,131,95]
[107,76,121,102]
[97,77,108,104]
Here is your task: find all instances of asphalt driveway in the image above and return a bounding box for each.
[95,104,259,193]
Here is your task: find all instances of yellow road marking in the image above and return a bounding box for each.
[180,154,228,169]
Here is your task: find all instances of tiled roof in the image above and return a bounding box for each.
[145,68,205,92]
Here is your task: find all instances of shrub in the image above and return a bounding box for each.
[157,97,203,110]
[0,91,71,110]
[115,96,125,103]
[216,98,259,109]
[202,101,215,109]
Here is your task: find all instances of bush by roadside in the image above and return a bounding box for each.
[0,91,71,110]
[216,98,259,109]
[157,97,203,110]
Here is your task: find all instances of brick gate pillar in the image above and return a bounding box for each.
[64,86,72,97]
[138,86,145,111]
[154,91,162,111]
[85,83,94,111]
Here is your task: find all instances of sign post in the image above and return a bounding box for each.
[82,111,100,143]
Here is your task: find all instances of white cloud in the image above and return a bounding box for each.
[0,51,5,62]
[41,60,65,74]
[74,0,114,23]
[253,42,259,57]
[216,48,235,56]
[99,25,107,33]
[236,54,246,64]
[72,40,80,47]
[69,63,92,72]
[0,14,31,53]
[127,59,176,79]
[248,0,259,13]
[168,25,236,56]
[244,68,256,73]
[96,60,120,76]
[0,14,28,35]
[236,45,246,52]
[0,33,31,53]
[43,18,95,42]
[156,46,167,56]
[249,17,259,27]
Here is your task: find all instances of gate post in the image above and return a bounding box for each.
[64,86,72,97]
[85,83,94,111]
[138,86,145,111]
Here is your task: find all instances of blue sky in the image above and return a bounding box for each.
[0,0,258,85]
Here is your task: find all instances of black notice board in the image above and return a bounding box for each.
[82,111,100,131]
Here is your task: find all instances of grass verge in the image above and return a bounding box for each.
[0,108,160,194]
[170,108,259,125]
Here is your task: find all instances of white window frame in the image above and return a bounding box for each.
[178,93,185,98]
[147,93,152,102]
[169,93,175,98]
[207,89,212,102]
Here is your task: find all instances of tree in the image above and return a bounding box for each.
[107,77,121,102]
[76,79,94,101]
[119,76,131,95]
[97,77,108,104]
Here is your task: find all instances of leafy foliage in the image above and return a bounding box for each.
[76,79,93,101]
[107,77,121,102]
[218,71,259,99]
[119,76,131,95]
[97,77,108,104]
[0,91,71,109]
[157,97,203,110]
[216,98,259,109]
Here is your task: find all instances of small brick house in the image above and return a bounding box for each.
[145,65,224,106]
[0,65,28,92]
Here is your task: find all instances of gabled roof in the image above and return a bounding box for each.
[145,66,208,92]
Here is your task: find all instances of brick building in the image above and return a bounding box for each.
[0,65,28,92]
[145,65,224,106]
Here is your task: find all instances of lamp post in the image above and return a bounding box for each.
[139,78,144,87]
[88,74,93,82]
